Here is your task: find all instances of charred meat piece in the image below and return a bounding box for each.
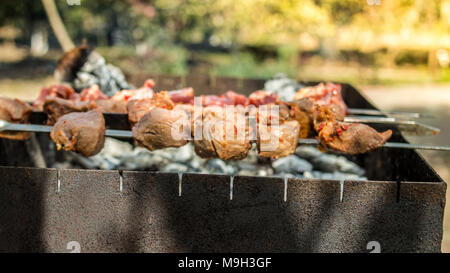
[133,107,189,151]
[258,120,300,158]
[127,92,174,125]
[0,97,32,140]
[33,84,79,111]
[294,83,347,121]
[50,109,106,157]
[194,106,251,160]
[54,41,93,82]
[43,97,96,125]
[313,106,392,154]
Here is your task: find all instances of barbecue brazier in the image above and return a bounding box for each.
[0,75,445,252]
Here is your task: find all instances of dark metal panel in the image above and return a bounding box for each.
[41,169,123,253]
[0,167,56,252]
[285,179,343,252]
[0,168,445,252]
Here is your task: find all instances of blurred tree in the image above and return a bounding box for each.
[42,0,74,51]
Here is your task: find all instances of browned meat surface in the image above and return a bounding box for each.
[50,109,106,157]
[80,84,108,101]
[194,106,251,160]
[313,106,392,154]
[127,92,174,125]
[0,97,32,140]
[258,120,300,158]
[43,97,96,125]
[133,107,189,151]
[288,98,315,138]
[294,83,347,121]
[95,99,128,113]
[33,84,80,111]
[248,90,278,106]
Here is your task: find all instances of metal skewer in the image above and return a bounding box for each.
[347,108,433,119]
[29,111,440,136]
[343,116,440,136]
[1,120,449,152]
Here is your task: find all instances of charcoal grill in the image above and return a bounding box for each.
[0,75,445,253]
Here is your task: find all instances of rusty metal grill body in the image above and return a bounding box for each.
[0,75,445,252]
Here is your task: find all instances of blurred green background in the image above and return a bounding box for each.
[0,0,449,85]
[0,0,450,252]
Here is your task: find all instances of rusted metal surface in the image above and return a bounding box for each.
[0,76,446,252]
[0,168,445,252]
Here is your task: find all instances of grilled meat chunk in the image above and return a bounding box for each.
[43,97,96,125]
[79,84,129,113]
[0,97,32,140]
[127,92,174,125]
[201,91,249,107]
[294,83,347,121]
[288,98,315,138]
[80,84,108,101]
[133,107,189,151]
[168,87,194,104]
[258,120,300,158]
[95,99,128,113]
[313,106,392,154]
[50,109,106,157]
[248,90,278,106]
[194,106,251,160]
[33,84,79,111]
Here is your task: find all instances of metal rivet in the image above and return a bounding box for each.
[119,171,123,193]
[57,169,61,193]
[230,176,234,201]
[339,179,345,203]
[284,176,288,202]
[178,172,183,197]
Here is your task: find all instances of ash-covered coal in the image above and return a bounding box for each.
[264,73,304,101]
[53,137,366,180]
[73,52,133,96]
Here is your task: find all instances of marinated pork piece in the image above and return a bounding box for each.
[313,106,392,154]
[0,97,32,140]
[258,120,300,158]
[294,83,347,121]
[50,109,106,157]
[33,84,80,111]
[43,97,96,125]
[133,107,189,151]
[194,106,251,160]
[127,92,174,125]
